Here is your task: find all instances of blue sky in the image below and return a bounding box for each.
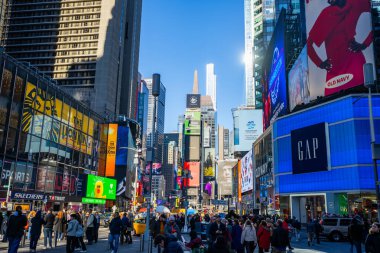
[139,0,245,132]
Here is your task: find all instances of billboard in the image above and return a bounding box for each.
[186,94,201,109]
[262,12,287,129]
[241,150,253,193]
[184,161,200,187]
[105,124,118,177]
[86,175,116,200]
[116,126,129,166]
[288,46,311,111]
[203,123,211,148]
[22,82,95,155]
[145,163,162,175]
[232,109,263,152]
[203,148,215,177]
[184,111,201,135]
[305,0,375,97]
[291,123,330,174]
[217,160,237,196]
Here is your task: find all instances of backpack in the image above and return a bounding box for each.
[92,214,98,228]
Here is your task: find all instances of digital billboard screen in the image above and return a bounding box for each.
[203,148,215,177]
[217,160,237,196]
[184,111,201,135]
[241,150,253,193]
[262,12,287,130]
[184,161,200,187]
[305,0,375,97]
[86,175,116,200]
[116,126,129,166]
[145,163,162,175]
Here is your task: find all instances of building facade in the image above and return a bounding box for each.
[138,80,149,150]
[206,63,216,110]
[0,52,104,211]
[160,133,179,196]
[2,0,142,120]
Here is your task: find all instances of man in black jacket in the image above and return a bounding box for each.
[6,205,27,253]
[271,219,288,253]
[348,218,363,253]
[109,212,122,253]
[209,215,226,242]
[43,208,55,249]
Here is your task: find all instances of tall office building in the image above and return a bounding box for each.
[206,63,217,110]
[252,0,275,109]
[201,96,217,149]
[138,79,149,149]
[161,133,179,195]
[244,0,255,107]
[2,0,142,119]
[218,125,230,160]
[145,78,166,162]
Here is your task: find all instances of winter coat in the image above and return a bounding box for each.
[270,226,288,250]
[209,222,226,241]
[231,224,243,251]
[365,232,380,253]
[241,225,257,244]
[30,212,45,237]
[164,222,181,240]
[76,223,84,238]
[6,211,27,238]
[257,226,271,250]
[44,213,55,229]
[67,219,79,237]
[109,217,122,235]
[164,235,184,253]
[348,224,363,242]
[53,217,63,232]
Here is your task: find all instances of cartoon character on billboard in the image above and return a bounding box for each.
[94,180,106,199]
[307,0,373,96]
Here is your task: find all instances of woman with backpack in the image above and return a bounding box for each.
[241,220,257,253]
[54,211,63,247]
[66,214,79,253]
[30,210,45,253]
[75,214,87,252]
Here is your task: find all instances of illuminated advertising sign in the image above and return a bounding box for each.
[203,148,215,177]
[184,111,201,135]
[186,94,201,109]
[305,0,375,97]
[22,82,95,155]
[241,150,253,193]
[232,109,263,152]
[116,126,129,166]
[263,12,287,129]
[86,175,116,200]
[291,123,330,174]
[288,46,310,111]
[184,162,200,187]
[217,160,237,196]
[105,124,118,177]
[145,163,162,175]
[82,197,106,204]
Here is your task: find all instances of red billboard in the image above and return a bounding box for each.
[184,162,200,187]
[305,0,375,97]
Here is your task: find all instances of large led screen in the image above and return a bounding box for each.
[86,175,116,200]
[263,12,287,129]
[241,150,253,193]
[203,148,215,177]
[184,161,200,187]
[305,0,375,97]
[184,111,201,135]
[217,160,237,196]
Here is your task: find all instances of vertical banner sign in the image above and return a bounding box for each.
[105,124,118,177]
[305,0,375,97]
[217,160,237,196]
[241,150,253,193]
[238,160,242,202]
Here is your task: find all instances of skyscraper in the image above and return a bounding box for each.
[145,78,166,162]
[244,0,255,107]
[201,96,217,149]
[138,79,149,149]
[206,63,217,110]
[161,133,179,195]
[2,0,142,119]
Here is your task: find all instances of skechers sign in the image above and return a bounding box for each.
[291,123,330,174]
[11,192,45,200]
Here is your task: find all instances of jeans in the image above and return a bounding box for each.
[244,241,256,253]
[30,234,40,250]
[8,236,22,253]
[54,231,62,247]
[86,227,94,244]
[109,234,120,253]
[43,228,53,247]
[77,236,87,251]
[351,241,362,253]
[66,236,76,253]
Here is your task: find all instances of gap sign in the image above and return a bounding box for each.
[291,123,330,174]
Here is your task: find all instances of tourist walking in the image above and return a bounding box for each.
[365,223,380,253]
[306,219,316,247]
[85,209,96,245]
[241,220,257,253]
[66,214,79,253]
[257,220,271,253]
[270,219,288,253]
[75,214,87,253]
[6,206,27,253]
[348,218,363,253]
[53,211,63,247]
[30,210,44,253]
[109,212,122,253]
[231,219,243,253]
[43,208,55,249]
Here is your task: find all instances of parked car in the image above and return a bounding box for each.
[321,217,352,241]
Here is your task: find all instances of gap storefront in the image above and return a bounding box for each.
[273,94,380,223]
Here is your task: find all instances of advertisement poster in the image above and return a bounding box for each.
[184,111,201,135]
[36,165,55,192]
[241,150,253,193]
[263,12,287,129]
[116,126,129,166]
[105,124,118,177]
[217,160,237,196]
[86,175,116,200]
[184,161,200,187]
[305,0,375,97]
[203,148,215,177]
[288,46,310,111]
[145,163,162,175]
[1,161,34,189]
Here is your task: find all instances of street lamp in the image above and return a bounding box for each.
[145,73,160,241]
[363,63,380,221]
